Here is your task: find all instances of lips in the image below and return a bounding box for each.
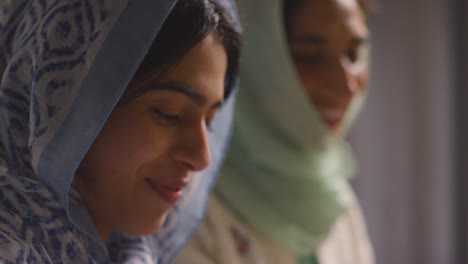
[145,177,189,205]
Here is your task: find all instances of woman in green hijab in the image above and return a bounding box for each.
[174,0,374,263]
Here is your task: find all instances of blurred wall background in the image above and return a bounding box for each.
[454,0,468,262]
[349,0,467,263]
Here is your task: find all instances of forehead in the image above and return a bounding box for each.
[153,34,227,99]
[162,34,227,80]
[289,0,367,37]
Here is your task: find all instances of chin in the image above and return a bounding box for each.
[330,124,344,137]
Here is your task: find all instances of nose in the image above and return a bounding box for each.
[171,123,211,172]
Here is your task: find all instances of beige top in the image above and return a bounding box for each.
[173,194,374,264]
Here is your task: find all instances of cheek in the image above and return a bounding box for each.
[82,112,170,178]
[295,66,323,97]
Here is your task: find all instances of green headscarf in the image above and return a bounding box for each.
[215,0,368,257]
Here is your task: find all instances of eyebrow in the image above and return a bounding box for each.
[156,81,223,109]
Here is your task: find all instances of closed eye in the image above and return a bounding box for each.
[154,109,181,124]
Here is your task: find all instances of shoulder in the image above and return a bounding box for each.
[317,202,375,264]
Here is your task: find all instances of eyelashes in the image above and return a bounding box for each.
[154,109,181,124]
[153,109,215,131]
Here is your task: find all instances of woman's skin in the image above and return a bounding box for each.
[287,0,369,136]
[76,33,228,241]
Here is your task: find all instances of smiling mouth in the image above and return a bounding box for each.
[145,178,185,205]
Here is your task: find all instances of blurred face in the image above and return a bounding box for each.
[76,33,227,241]
[287,0,369,136]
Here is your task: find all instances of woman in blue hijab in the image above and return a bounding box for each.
[0,0,241,262]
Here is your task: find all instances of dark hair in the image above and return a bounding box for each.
[284,0,374,31]
[126,0,241,101]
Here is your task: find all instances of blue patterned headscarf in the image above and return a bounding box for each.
[0,0,239,262]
